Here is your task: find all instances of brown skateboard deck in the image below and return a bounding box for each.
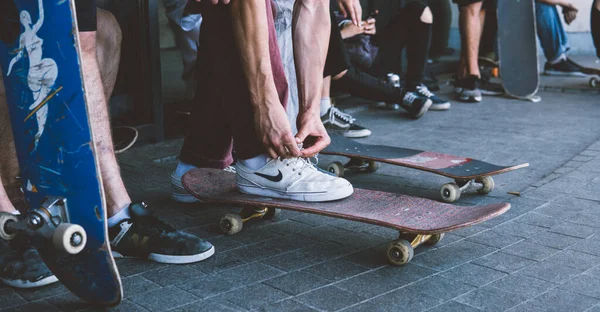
[182,168,510,266]
[321,133,529,203]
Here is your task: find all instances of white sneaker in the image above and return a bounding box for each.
[236,157,353,202]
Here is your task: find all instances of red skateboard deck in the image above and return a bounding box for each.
[182,169,510,266]
[321,133,529,203]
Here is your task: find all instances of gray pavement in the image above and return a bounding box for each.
[3,73,600,311]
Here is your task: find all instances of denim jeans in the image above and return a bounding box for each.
[535,2,569,62]
[162,0,202,81]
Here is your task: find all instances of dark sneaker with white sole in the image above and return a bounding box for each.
[415,84,451,111]
[400,91,432,119]
[543,58,586,77]
[456,75,483,103]
[109,202,214,264]
[321,107,371,138]
[0,246,58,289]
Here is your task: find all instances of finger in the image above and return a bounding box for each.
[352,6,360,26]
[223,0,230,3]
[338,3,348,18]
[266,147,279,160]
[300,138,329,157]
[355,4,363,27]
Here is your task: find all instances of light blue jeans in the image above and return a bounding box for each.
[163,0,202,81]
[535,2,569,62]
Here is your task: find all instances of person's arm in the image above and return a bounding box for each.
[230,0,300,159]
[536,0,578,24]
[292,0,331,157]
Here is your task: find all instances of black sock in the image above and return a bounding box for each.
[593,5,600,58]
[405,16,432,89]
[332,67,403,103]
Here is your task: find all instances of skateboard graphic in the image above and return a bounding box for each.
[0,0,122,306]
[497,0,541,102]
[321,134,529,203]
[182,169,510,266]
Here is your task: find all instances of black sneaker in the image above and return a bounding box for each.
[479,76,505,96]
[0,246,58,288]
[109,202,215,264]
[544,58,586,77]
[456,75,483,103]
[415,84,451,111]
[400,91,432,119]
[321,107,371,138]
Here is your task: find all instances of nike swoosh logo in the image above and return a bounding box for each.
[255,170,283,182]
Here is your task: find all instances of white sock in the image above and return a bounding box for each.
[175,161,197,179]
[107,204,132,228]
[239,154,269,171]
[549,53,566,65]
[320,97,332,117]
[11,210,20,215]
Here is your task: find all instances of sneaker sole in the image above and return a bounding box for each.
[344,129,372,138]
[112,245,215,264]
[237,183,354,202]
[171,172,201,203]
[429,102,451,111]
[543,70,587,77]
[412,99,433,119]
[459,94,482,103]
[480,90,504,96]
[1,275,58,289]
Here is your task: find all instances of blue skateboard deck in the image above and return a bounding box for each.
[0,0,121,306]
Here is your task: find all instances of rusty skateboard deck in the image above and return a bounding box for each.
[321,133,529,203]
[0,0,121,305]
[182,168,510,266]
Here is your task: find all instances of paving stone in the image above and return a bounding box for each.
[100,300,147,312]
[177,274,238,299]
[142,265,203,287]
[9,300,60,312]
[341,246,390,269]
[440,263,507,287]
[408,275,476,300]
[296,285,364,311]
[514,212,561,228]
[455,286,528,311]
[526,231,583,249]
[260,219,316,236]
[450,225,489,238]
[507,301,560,312]
[528,288,599,312]
[0,289,27,311]
[491,221,547,239]
[45,292,91,312]
[546,250,600,270]
[261,242,351,272]
[336,264,434,298]
[368,286,444,312]
[502,241,560,261]
[114,258,164,278]
[567,213,600,229]
[263,271,330,295]
[410,241,497,271]
[172,299,246,312]
[426,300,482,312]
[217,283,290,311]
[205,236,245,253]
[587,305,600,312]
[521,260,584,283]
[466,229,521,248]
[229,227,283,245]
[559,274,600,299]
[584,264,600,277]
[570,235,600,256]
[549,222,598,239]
[214,263,284,287]
[488,273,556,298]
[130,286,199,312]
[14,283,69,302]
[301,259,370,282]
[472,252,536,274]
[259,299,317,312]
[190,249,247,274]
[121,276,161,297]
[535,202,581,219]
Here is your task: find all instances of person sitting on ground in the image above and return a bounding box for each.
[0,0,216,289]
[326,1,450,118]
[536,0,586,76]
[171,0,354,204]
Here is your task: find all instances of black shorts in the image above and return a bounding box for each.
[453,0,495,9]
[75,0,97,32]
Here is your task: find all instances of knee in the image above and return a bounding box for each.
[420,7,433,24]
[96,9,122,57]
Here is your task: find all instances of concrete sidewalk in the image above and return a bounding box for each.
[3,73,600,311]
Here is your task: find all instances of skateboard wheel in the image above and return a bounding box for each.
[477,176,495,194]
[263,208,281,220]
[327,162,345,177]
[440,183,461,203]
[0,212,19,241]
[424,233,445,246]
[366,160,380,173]
[52,223,87,255]
[386,239,414,266]
[219,213,243,235]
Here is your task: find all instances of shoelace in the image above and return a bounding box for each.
[330,107,356,124]
[281,156,317,176]
[417,85,434,98]
[404,92,418,104]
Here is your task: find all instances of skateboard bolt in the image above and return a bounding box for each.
[28,215,42,228]
[70,233,83,247]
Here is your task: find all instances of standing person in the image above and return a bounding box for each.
[591,0,600,60]
[429,0,454,59]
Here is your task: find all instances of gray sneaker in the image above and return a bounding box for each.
[0,246,58,289]
[458,75,482,103]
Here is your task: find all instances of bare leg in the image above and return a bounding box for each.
[79,14,130,217]
[458,2,483,77]
[96,8,122,99]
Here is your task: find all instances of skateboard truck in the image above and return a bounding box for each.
[219,207,281,235]
[0,197,87,255]
[440,177,494,203]
[387,232,445,266]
